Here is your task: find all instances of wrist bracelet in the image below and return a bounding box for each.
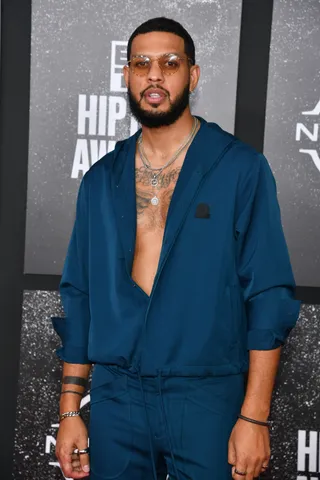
[238,414,271,427]
[59,410,81,422]
[60,390,83,397]
[63,376,87,388]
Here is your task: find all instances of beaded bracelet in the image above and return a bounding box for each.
[238,414,271,428]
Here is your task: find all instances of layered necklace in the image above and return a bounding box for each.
[137,116,199,206]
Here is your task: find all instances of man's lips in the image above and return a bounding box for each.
[143,88,168,104]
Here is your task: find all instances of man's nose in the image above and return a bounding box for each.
[147,60,164,83]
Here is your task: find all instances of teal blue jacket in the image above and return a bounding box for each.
[52,117,301,376]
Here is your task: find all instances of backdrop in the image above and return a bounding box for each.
[13,292,320,480]
[24,0,242,275]
[264,0,320,287]
[12,1,320,479]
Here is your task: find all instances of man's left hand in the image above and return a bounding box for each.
[228,418,271,480]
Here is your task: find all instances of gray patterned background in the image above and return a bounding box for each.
[18,1,320,479]
[13,291,91,480]
[24,0,242,275]
[13,291,320,479]
[264,0,320,287]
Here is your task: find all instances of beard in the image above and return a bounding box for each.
[127,82,190,129]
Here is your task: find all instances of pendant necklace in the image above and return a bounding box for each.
[137,117,199,206]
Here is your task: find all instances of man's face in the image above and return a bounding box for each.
[123,31,199,128]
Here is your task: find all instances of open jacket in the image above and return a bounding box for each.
[52,117,301,376]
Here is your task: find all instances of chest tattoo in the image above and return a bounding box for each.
[135,166,182,229]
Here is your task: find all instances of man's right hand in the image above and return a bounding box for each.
[55,416,90,479]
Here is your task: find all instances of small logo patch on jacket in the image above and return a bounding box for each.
[195,203,210,218]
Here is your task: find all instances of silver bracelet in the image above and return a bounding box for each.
[59,410,81,422]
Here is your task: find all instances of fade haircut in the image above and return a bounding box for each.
[127,17,196,66]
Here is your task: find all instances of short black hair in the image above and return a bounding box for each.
[127,17,195,65]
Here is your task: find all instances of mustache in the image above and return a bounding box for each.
[140,86,170,99]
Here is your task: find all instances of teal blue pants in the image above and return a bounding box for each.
[89,364,246,480]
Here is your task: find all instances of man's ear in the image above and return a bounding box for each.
[123,65,129,89]
[189,64,200,93]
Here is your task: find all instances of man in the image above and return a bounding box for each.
[52,17,301,480]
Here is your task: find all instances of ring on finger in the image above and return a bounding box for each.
[73,447,90,455]
[235,468,247,476]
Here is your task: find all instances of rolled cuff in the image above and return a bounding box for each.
[246,287,301,350]
[247,328,290,350]
[51,316,91,364]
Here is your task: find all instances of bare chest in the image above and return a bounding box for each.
[135,165,181,229]
[131,161,183,296]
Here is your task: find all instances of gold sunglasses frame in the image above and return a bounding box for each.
[126,52,194,77]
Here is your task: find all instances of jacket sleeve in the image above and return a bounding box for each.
[235,153,301,350]
[51,175,91,364]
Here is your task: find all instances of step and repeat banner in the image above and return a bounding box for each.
[13,291,90,480]
[13,293,320,480]
[13,0,320,479]
[24,0,242,276]
[264,0,320,288]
